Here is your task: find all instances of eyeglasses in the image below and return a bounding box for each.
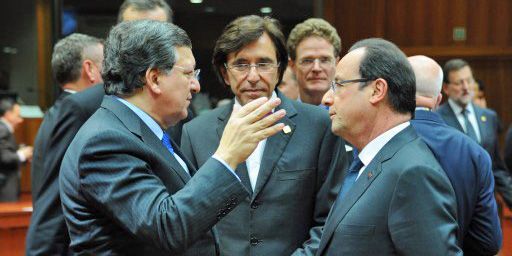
[224,62,280,74]
[449,77,474,86]
[174,65,201,81]
[298,57,334,69]
[330,78,371,92]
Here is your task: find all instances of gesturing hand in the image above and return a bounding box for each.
[214,97,286,169]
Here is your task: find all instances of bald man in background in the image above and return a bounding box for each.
[409,55,501,255]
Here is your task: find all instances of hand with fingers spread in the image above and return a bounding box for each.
[214,97,286,169]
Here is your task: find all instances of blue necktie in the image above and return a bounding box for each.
[338,156,364,199]
[461,109,478,142]
[161,132,174,154]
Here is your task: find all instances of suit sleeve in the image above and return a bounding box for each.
[488,115,512,209]
[463,150,502,255]
[77,133,249,254]
[0,126,20,172]
[292,123,348,256]
[389,165,461,255]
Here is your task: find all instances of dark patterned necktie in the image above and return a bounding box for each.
[338,156,364,199]
[461,109,478,142]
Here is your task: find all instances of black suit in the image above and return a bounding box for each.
[59,96,248,255]
[0,120,22,201]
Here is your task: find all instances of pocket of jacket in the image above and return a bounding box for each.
[277,168,314,180]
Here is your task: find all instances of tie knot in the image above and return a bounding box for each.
[162,133,174,154]
[349,157,364,173]
[461,108,470,116]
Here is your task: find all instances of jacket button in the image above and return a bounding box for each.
[251,200,260,209]
[250,236,260,246]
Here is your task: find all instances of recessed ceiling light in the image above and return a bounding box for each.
[190,0,203,3]
[260,7,272,14]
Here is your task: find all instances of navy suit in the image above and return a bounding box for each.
[316,126,460,255]
[438,103,512,208]
[59,96,248,255]
[411,109,501,255]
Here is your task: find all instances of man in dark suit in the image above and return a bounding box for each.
[59,20,286,255]
[0,97,33,201]
[409,55,501,255]
[26,33,104,255]
[26,1,179,255]
[437,58,512,209]
[181,15,347,256]
[317,38,460,255]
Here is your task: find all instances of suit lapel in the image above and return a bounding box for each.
[472,106,490,147]
[441,104,464,132]
[317,126,417,254]
[215,103,253,192]
[101,96,191,184]
[253,96,297,197]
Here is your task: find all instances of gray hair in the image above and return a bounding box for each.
[51,33,103,87]
[102,20,191,96]
[349,38,416,115]
[117,0,173,23]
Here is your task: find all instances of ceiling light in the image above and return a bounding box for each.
[190,0,203,3]
[260,7,272,14]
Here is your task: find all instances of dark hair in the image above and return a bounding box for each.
[287,18,342,61]
[349,38,416,115]
[102,20,191,96]
[118,0,173,23]
[443,58,470,83]
[51,33,103,87]
[0,97,16,117]
[212,15,288,87]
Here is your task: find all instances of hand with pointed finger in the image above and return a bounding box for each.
[214,97,286,169]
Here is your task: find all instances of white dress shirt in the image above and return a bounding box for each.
[357,122,410,179]
[448,99,481,143]
[234,91,278,190]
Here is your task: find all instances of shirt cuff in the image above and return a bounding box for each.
[212,155,241,182]
[17,150,26,162]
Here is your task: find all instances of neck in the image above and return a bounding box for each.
[299,89,324,105]
[62,80,91,93]
[123,92,167,129]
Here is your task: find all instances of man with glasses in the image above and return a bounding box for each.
[318,38,460,255]
[287,18,341,107]
[180,15,347,256]
[437,58,512,209]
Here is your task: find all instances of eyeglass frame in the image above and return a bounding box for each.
[173,65,201,81]
[330,78,371,92]
[297,57,335,69]
[224,62,280,74]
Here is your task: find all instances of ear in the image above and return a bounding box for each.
[334,56,340,65]
[368,78,388,104]
[434,93,443,109]
[145,68,162,95]
[442,83,449,94]
[82,60,97,83]
[220,67,230,86]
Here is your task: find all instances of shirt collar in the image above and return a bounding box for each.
[448,98,474,115]
[114,96,164,140]
[63,89,77,94]
[358,121,410,167]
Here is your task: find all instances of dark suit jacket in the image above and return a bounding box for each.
[438,103,512,208]
[316,126,460,255]
[0,121,21,201]
[181,93,347,256]
[27,84,194,255]
[412,110,501,255]
[59,96,248,255]
[26,86,103,255]
[505,126,512,171]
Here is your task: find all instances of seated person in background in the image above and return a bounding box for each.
[277,66,300,100]
[0,97,33,202]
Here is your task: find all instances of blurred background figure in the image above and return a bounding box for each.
[277,66,299,100]
[0,96,33,202]
[472,79,487,108]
